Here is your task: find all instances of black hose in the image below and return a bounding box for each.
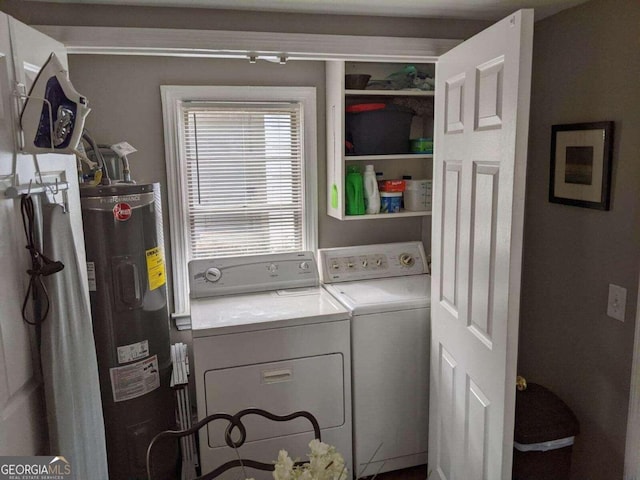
[82,129,111,185]
[20,194,65,327]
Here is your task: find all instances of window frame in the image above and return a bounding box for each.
[161,86,318,327]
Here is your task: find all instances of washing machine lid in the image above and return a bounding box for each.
[190,286,350,337]
[324,274,431,315]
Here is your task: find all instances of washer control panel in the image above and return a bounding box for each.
[318,242,427,283]
[189,251,319,298]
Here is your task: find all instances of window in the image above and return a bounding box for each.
[183,102,305,258]
[162,86,317,328]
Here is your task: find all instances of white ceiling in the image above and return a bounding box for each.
[34,0,589,21]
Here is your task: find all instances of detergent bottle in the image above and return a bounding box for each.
[345,165,365,215]
[363,164,380,214]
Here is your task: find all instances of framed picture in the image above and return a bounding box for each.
[549,121,614,210]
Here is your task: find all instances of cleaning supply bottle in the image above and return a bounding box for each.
[363,164,380,214]
[345,165,365,215]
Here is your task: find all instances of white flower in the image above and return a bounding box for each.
[278,449,295,469]
[270,442,348,480]
[273,450,295,480]
[298,470,313,480]
[308,439,330,456]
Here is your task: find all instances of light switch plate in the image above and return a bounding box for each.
[607,284,627,322]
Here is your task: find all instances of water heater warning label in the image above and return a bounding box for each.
[145,246,166,290]
[86,261,96,291]
[109,354,160,402]
[117,339,149,364]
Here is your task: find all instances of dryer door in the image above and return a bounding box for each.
[204,353,345,447]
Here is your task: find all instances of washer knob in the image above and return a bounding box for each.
[267,263,278,273]
[400,253,415,267]
[299,261,310,270]
[205,267,222,282]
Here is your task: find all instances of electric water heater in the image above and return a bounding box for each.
[80,183,175,480]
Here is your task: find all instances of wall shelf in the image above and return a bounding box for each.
[346,89,434,97]
[343,210,431,221]
[326,60,435,221]
[345,153,432,161]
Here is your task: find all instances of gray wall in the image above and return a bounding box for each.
[518,0,640,478]
[54,10,489,311]
[66,55,425,298]
[0,0,490,39]
[14,2,637,475]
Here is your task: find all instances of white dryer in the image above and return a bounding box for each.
[189,252,352,479]
[318,242,431,477]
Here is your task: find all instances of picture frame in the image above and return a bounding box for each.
[549,121,614,210]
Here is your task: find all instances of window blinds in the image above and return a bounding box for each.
[182,102,304,259]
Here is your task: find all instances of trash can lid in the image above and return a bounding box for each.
[514,383,580,444]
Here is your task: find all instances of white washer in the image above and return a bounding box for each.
[189,252,352,479]
[318,242,431,477]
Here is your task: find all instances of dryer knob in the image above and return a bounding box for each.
[400,253,415,267]
[299,261,310,270]
[205,267,222,282]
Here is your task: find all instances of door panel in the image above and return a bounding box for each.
[429,10,533,480]
[469,162,499,347]
[445,76,465,134]
[475,56,504,130]
[441,161,461,313]
[435,345,456,480]
[0,12,47,455]
[466,378,490,480]
[0,13,83,455]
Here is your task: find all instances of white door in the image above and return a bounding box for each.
[0,14,85,454]
[429,9,533,480]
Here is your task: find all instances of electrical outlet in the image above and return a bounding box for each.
[607,284,627,322]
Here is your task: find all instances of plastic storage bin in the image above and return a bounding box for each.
[513,383,580,480]
[345,103,414,155]
[410,137,433,154]
[380,192,402,213]
[378,179,405,193]
[403,179,432,211]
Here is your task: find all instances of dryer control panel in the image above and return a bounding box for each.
[189,251,319,298]
[318,242,428,283]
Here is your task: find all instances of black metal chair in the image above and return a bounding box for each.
[146,408,322,480]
